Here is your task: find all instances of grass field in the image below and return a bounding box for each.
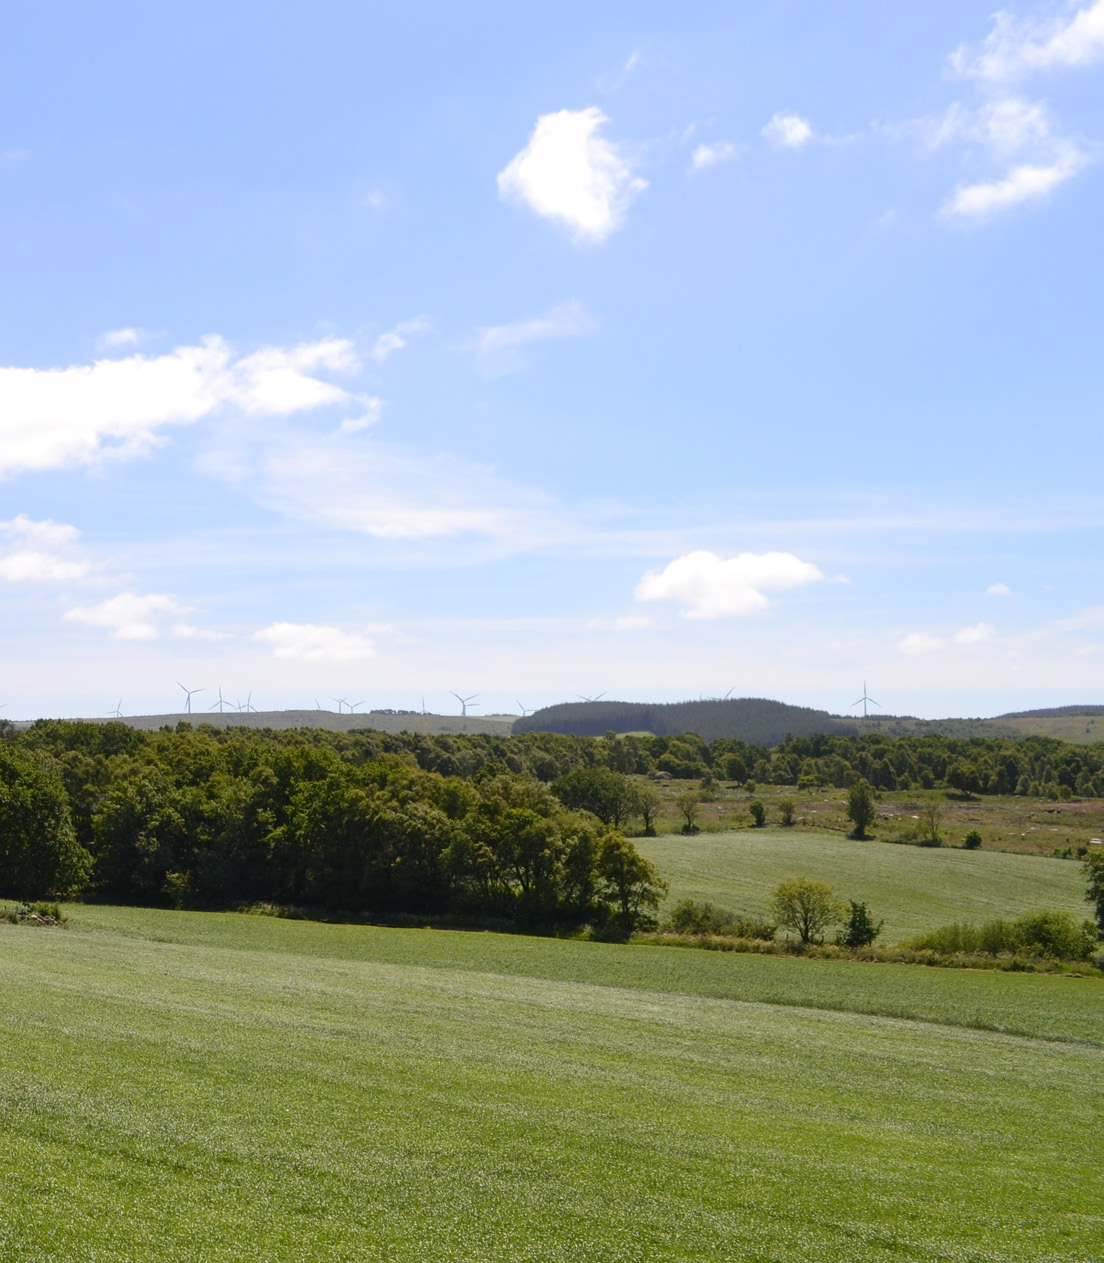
[636,828,1091,943]
[2,906,1102,1260]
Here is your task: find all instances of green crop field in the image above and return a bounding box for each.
[637,828,1090,942]
[2,906,1102,1261]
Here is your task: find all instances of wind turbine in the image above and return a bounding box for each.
[104,700,123,718]
[236,691,258,714]
[208,685,231,714]
[577,691,606,703]
[331,696,350,713]
[451,691,479,716]
[178,682,204,714]
[516,700,533,717]
[851,681,881,719]
[348,700,366,712]
[723,686,736,700]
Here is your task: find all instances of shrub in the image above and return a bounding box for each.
[1014,909,1096,960]
[838,900,884,948]
[663,898,774,940]
[778,798,795,827]
[748,799,766,827]
[907,910,1096,961]
[963,829,982,850]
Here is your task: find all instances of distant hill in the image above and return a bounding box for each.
[514,698,858,746]
[997,705,1104,719]
[9,710,517,737]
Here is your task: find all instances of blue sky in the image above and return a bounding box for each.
[3,0,1104,720]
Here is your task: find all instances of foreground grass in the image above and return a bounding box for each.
[1,907,1102,1261]
[637,828,1089,943]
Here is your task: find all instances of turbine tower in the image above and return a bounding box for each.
[237,691,258,713]
[177,682,204,714]
[331,696,350,713]
[851,681,881,719]
[516,700,533,717]
[451,691,479,717]
[208,685,231,714]
[105,700,123,718]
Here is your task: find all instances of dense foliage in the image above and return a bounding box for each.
[0,721,665,928]
[5,717,1104,921]
[515,696,858,743]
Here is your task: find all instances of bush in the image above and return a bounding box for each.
[778,798,795,827]
[663,898,774,940]
[837,900,883,948]
[748,799,766,827]
[906,909,1096,961]
[963,829,982,850]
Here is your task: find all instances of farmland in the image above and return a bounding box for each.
[637,827,1090,942]
[1,905,1102,1261]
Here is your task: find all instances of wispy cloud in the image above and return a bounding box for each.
[476,300,595,376]
[987,582,1012,596]
[0,515,92,582]
[942,145,1088,218]
[762,113,814,148]
[690,140,740,171]
[497,107,646,243]
[370,316,431,361]
[951,1,1104,82]
[636,550,823,619]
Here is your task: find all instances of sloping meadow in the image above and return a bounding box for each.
[1,906,1101,1261]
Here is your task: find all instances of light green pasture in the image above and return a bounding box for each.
[0,907,1101,1261]
[638,828,1089,942]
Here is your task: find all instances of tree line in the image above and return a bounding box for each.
[4,718,1104,924]
[0,721,665,928]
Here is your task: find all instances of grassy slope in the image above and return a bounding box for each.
[637,829,1089,942]
[2,908,1103,1261]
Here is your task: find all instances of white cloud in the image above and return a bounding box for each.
[899,631,946,654]
[987,582,1012,596]
[338,397,384,435]
[898,622,995,653]
[762,113,813,147]
[0,550,90,582]
[497,107,646,243]
[953,1,1104,82]
[64,592,192,640]
[476,301,595,376]
[254,622,377,662]
[98,328,155,350]
[0,515,91,582]
[1,514,79,547]
[0,336,358,476]
[635,550,823,620]
[370,317,430,361]
[690,141,739,171]
[953,621,996,645]
[942,145,1088,217]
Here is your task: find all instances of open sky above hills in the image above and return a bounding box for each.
[3,1,1104,720]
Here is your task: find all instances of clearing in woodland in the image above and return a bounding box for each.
[637,827,1089,942]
